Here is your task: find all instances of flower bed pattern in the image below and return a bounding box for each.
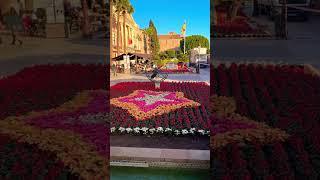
[0,90,109,179]
[110,82,210,136]
[0,64,108,179]
[0,64,107,119]
[210,63,320,179]
[111,90,200,120]
[213,7,270,38]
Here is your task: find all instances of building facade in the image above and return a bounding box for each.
[158,32,183,52]
[111,5,151,59]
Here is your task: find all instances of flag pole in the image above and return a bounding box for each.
[184,20,186,54]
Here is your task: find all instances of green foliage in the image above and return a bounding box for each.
[177,52,189,62]
[113,0,134,14]
[180,35,209,53]
[146,20,160,60]
[165,50,176,59]
[157,59,180,67]
[159,52,168,60]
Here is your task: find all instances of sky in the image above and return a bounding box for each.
[130,0,210,41]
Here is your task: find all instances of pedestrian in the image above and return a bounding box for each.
[63,0,72,38]
[0,9,3,45]
[6,7,23,45]
[111,64,115,76]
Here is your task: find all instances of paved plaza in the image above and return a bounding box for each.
[213,15,320,68]
[0,33,106,77]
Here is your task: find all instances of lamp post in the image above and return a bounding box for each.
[196,46,201,74]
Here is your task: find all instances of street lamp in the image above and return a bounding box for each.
[196,46,201,74]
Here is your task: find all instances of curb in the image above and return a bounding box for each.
[212,32,273,40]
[110,146,210,169]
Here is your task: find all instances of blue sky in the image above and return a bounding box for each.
[130,0,210,41]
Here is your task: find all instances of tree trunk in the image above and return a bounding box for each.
[82,0,90,38]
[123,11,127,54]
[116,11,120,56]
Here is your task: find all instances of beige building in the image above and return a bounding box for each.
[111,5,151,59]
[158,32,182,52]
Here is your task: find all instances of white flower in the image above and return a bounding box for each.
[181,129,189,135]
[111,127,116,133]
[141,127,149,134]
[156,127,164,133]
[119,127,125,133]
[189,128,196,134]
[133,127,140,133]
[149,128,156,134]
[165,128,172,132]
[174,130,180,135]
[198,129,205,135]
[126,128,133,133]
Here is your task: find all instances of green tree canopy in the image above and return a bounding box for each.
[145,20,160,61]
[180,35,209,54]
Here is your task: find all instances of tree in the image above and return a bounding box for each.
[145,20,160,61]
[180,35,209,54]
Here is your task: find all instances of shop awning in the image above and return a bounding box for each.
[112,53,151,61]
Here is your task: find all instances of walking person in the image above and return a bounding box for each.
[112,63,117,77]
[6,7,23,45]
[0,9,4,45]
[63,0,72,38]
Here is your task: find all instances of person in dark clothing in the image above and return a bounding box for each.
[6,7,23,45]
[63,0,72,38]
[0,9,3,45]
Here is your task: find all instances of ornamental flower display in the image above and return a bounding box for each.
[0,64,108,179]
[210,63,320,179]
[111,90,201,120]
[213,5,270,38]
[110,82,210,136]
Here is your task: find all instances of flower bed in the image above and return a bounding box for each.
[0,64,109,179]
[0,64,107,119]
[214,7,270,38]
[160,69,193,74]
[210,63,320,179]
[110,82,210,136]
[0,134,80,179]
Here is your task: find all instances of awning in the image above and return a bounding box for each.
[112,53,151,61]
